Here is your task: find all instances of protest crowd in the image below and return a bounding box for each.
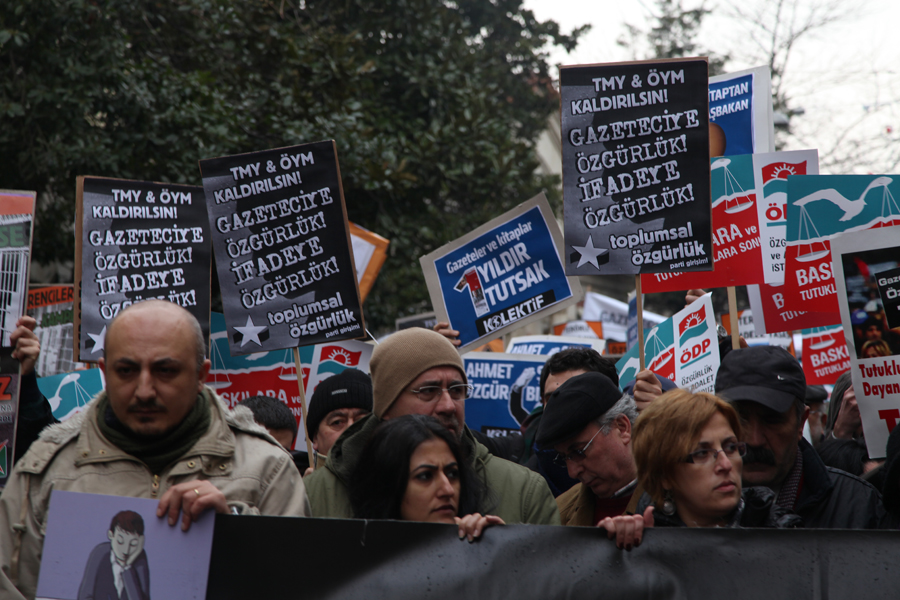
[3,45,900,599]
[0,283,899,599]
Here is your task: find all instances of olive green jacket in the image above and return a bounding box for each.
[305,414,560,525]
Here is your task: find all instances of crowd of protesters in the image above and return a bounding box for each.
[0,290,898,599]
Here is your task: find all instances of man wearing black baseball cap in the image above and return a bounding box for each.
[536,372,642,526]
[716,346,886,528]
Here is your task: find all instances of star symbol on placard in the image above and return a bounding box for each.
[234,316,267,347]
[88,326,107,354]
[571,235,609,269]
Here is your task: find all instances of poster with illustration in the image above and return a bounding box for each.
[36,491,214,600]
[420,193,580,353]
[74,177,210,361]
[0,190,35,487]
[560,58,712,276]
[832,227,900,458]
[708,66,774,156]
[28,285,85,377]
[784,175,900,314]
[642,153,764,292]
[752,150,819,285]
[616,293,719,392]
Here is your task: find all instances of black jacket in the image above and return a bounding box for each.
[638,486,801,528]
[13,372,57,464]
[795,438,887,529]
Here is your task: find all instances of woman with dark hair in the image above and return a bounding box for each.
[349,415,503,540]
[601,390,800,549]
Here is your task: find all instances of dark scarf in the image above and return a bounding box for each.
[96,392,212,475]
[776,449,804,511]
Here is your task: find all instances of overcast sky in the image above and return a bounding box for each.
[523,0,900,173]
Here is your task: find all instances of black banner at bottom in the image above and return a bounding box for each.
[207,516,900,599]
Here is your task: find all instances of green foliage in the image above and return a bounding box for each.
[0,0,583,331]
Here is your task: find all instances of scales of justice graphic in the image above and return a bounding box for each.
[792,177,898,263]
[806,328,839,351]
[207,328,299,390]
[711,158,754,214]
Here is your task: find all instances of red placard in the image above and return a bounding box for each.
[748,282,840,334]
[802,326,850,385]
[643,154,764,293]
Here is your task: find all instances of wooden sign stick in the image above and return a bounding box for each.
[636,275,646,370]
[293,348,317,468]
[727,286,740,351]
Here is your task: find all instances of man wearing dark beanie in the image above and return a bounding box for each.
[536,372,642,526]
[307,369,372,458]
[304,327,560,524]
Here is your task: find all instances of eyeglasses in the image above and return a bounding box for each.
[684,441,747,465]
[553,428,602,467]
[409,384,473,402]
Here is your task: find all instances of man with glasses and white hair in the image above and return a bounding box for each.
[304,327,560,524]
[536,372,642,526]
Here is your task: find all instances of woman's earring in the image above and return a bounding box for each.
[662,490,676,516]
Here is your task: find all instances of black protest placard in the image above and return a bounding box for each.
[877,266,900,330]
[75,178,211,361]
[561,58,713,275]
[200,141,364,356]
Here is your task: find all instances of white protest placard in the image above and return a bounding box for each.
[751,150,819,285]
[616,293,719,392]
[832,226,900,458]
[582,291,664,343]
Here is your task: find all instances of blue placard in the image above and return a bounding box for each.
[507,336,600,356]
[463,353,546,433]
[709,73,755,156]
[423,197,577,350]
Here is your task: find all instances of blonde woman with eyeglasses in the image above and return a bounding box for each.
[599,390,801,549]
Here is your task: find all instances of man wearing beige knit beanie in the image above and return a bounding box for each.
[304,328,560,524]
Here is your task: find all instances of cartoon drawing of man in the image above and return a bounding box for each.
[78,510,150,600]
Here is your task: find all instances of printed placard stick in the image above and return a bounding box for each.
[292,348,316,466]
[727,286,740,350]
[635,275,646,370]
